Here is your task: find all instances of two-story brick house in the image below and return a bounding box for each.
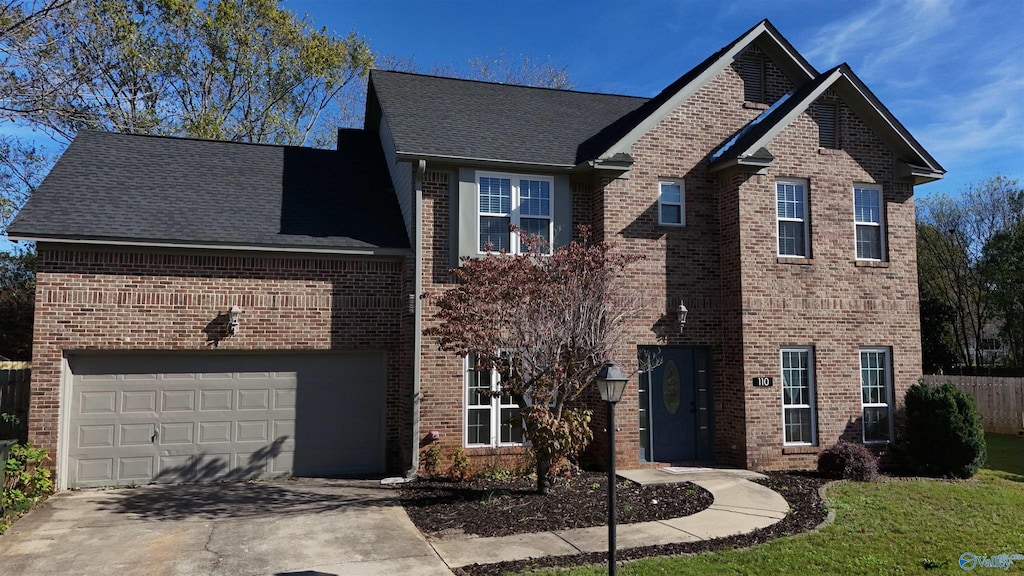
[8,20,942,489]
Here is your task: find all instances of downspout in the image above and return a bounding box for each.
[405,158,427,478]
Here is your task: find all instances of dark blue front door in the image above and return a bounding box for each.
[642,346,713,463]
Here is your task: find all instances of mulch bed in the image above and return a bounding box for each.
[398,472,714,539]
[398,471,830,576]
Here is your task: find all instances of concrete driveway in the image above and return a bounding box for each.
[0,478,453,576]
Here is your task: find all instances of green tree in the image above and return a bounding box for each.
[917,222,959,373]
[916,177,1022,369]
[982,219,1024,367]
[0,248,35,360]
[1,0,373,145]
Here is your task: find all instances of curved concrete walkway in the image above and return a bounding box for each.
[429,469,788,569]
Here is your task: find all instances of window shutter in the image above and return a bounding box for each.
[818,102,838,149]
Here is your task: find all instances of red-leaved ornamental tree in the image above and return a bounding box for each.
[426,227,647,494]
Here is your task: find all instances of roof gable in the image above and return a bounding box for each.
[588,19,818,161]
[708,64,945,183]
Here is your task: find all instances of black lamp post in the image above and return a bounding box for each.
[595,361,629,576]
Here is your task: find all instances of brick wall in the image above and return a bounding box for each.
[583,55,797,470]
[732,97,921,470]
[413,50,920,475]
[586,51,920,471]
[29,246,411,473]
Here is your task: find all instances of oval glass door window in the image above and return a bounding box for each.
[663,360,681,415]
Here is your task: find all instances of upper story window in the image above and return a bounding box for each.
[776,178,809,258]
[854,185,885,261]
[478,172,553,254]
[658,179,685,226]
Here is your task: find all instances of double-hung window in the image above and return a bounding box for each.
[860,348,893,443]
[465,354,523,447]
[776,179,809,257]
[781,347,816,445]
[854,185,885,260]
[658,179,685,226]
[478,172,553,254]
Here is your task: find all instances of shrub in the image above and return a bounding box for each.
[447,448,472,481]
[421,445,442,478]
[904,381,986,478]
[817,441,879,481]
[2,443,53,533]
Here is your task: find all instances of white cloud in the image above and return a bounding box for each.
[804,0,954,77]
[912,60,1024,160]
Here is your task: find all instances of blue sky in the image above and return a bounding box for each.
[288,0,1024,197]
[3,0,1020,254]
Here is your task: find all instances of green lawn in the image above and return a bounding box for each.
[529,434,1024,575]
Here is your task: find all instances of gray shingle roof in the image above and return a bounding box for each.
[7,130,410,252]
[368,70,648,166]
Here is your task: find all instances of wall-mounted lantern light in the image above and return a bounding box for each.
[678,302,688,332]
[227,306,242,335]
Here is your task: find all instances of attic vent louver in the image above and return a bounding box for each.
[739,51,766,104]
[818,101,839,149]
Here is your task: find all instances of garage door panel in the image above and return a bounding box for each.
[236,420,269,442]
[159,422,194,445]
[77,459,113,483]
[198,421,232,444]
[120,424,155,446]
[237,389,270,410]
[119,457,153,481]
[68,353,385,488]
[79,391,116,414]
[157,455,193,483]
[161,390,196,412]
[122,390,157,413]
[200,389,232,411]
[272,451,294,474]
[78,425,115,448]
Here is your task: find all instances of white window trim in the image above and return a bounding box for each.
[853,184,886,261]
[776,178,810,258]
[658,179,686,227]
[860,347,894,444]
[476,171,554,255]
[780,346,817,446]
[463,355,524,448]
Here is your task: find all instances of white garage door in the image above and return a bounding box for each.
[66,352,385,488]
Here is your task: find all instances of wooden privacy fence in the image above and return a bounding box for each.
[0,361,31,442]
[921,375,1024,435]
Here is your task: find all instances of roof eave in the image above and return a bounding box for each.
[6,234,413,257]
[708,155,774,174]
[395,151,575,172]
[897,161,945,185]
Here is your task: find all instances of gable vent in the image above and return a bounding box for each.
[818,101,839,149]
[739,55,765,103]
